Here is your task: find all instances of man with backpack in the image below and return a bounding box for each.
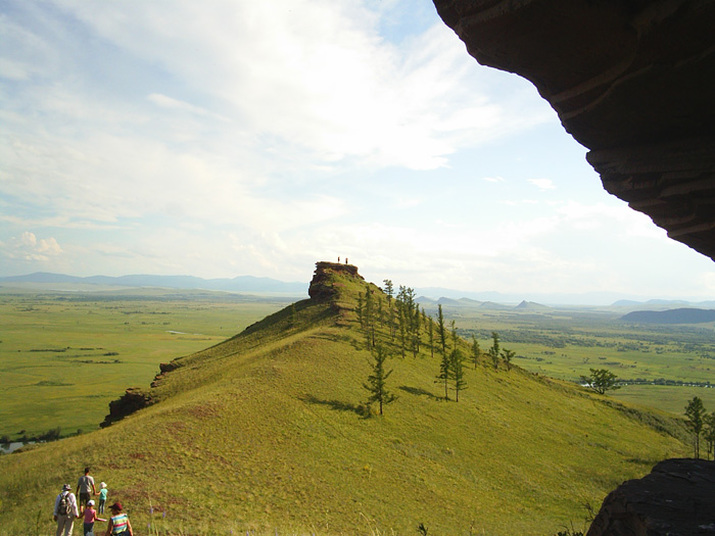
[54,483,79,536]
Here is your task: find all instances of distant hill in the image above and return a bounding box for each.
[0,261,687,535]
[5,272,714,307]
[621,308,715,324]
[515,299,550,310]
[0,271,307,295]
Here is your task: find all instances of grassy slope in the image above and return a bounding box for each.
[0,288,286,438]
[0,269,688,535]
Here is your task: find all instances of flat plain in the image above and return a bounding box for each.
[0,284,294,439]
[423,301,715,415]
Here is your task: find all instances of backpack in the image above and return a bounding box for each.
[58,492,72,516]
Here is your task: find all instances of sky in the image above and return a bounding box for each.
[2,0,715,302]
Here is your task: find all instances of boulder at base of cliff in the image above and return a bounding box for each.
[587,458,715,535]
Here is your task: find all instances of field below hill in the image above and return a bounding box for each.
[0,286,289,440]
[0,266,692,535]
[426,304,715,415]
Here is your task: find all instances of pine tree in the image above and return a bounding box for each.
[487,331,500,370]
[704,412,715,461]
[501,348,515,371]
[471,335,481,369]
[363,344,397,416]
[411,302,421,357]
[427,316,435,358]
[685,396,707,458]
[436,349,451,401]
[383,279,394,303]
[437,304,447,357]
[450,348,468,402]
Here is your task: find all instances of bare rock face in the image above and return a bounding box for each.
[432,0,715,261]
[308,261,364,302]
[100,388,154,428]
[586,458,715,536]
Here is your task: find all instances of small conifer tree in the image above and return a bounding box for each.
[704,412,715,461]
[363,344,397,416]
[471,335,481,369]
[487,331,500,370]
[501,348,515,371]
[685,396,707,458]
[450,348,468,401]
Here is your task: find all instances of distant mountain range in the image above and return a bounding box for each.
[620,308,715,324]
[3,272,715,308]
[0,272,308,295]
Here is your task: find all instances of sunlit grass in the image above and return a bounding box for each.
[0,274,691,534]
[0,288,287,438]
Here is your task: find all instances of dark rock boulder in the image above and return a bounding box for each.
[587,458,715,535]
[432,0,715,262]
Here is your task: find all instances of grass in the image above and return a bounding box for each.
[0,286,291,438]
[0,267,689,535]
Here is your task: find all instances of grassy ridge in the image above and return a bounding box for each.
[0,270,689,534]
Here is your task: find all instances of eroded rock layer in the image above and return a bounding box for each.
[432,0,715,261]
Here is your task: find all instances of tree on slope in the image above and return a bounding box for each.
[487,332,500,370]
[363,344,397,416]
[450,348,468,402]
[501,348,516,371]
[436,349,451,401]
[580,368,621,395]
[383,279,394,303]
[471,335,481,369]
[704,412,715,461]
[437,304,447,357]
[685,396,707,458]
[427,313,435,358]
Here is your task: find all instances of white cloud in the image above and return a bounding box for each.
[3,232,62,262]
[45,0,547,171]
[528,178,555,190]
[147,93,231,123]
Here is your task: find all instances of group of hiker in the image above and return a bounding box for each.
[53,467,133,536]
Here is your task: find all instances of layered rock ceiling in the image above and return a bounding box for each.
[432,0,715,261]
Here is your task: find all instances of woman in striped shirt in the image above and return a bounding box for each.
[105,502,133,536]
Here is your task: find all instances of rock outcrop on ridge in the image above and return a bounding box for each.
[308,261,363,302]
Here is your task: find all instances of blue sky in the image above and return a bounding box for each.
[2,0,714,301]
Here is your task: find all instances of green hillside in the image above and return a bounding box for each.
[0,263,688,535]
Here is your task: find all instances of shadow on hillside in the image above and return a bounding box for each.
[399,386,438,400]
[308,333,363,351]
[300,394,367,417]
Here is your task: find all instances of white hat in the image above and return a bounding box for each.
[100,482,106,488]
[88,500,95,506]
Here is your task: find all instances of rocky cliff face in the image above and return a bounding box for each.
[432,0,715,262]
[586,458,715,536]
[100,387,154,428]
